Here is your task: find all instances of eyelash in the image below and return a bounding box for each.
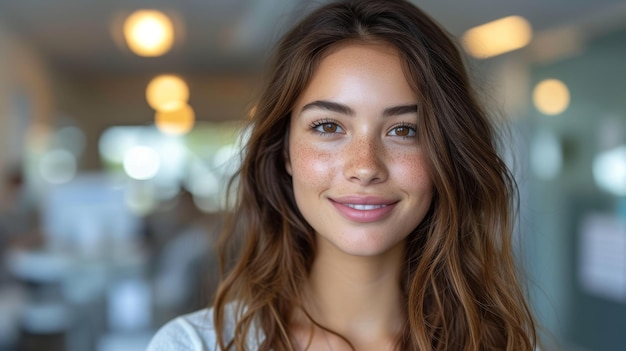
[309,118,344,136]
[387,123,417,139]
[308,119,417,139]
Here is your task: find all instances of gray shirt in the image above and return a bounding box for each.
[146,305,261,351]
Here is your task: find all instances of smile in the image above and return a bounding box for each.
[330,198,397,223]
[345,204,387,210]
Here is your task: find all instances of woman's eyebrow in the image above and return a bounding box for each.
[301,100,354,115]
[382,104,418,117]
[300,100,418,117]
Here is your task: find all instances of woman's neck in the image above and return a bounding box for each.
[301,238,406,350]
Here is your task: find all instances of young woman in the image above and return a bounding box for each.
[147,0,537,350]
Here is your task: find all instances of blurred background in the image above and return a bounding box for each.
[0,0,625,350]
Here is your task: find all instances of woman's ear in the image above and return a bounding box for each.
[284,142,292,176]
[284,123,292,176]
[285,157,292,175]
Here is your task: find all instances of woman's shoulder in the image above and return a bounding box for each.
[146,308,219,351]
[146,303,260,351]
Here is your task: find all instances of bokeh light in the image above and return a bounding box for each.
[155,104,195,135]
[123,146,160,180]
[146,75,189,112]
[533,79,571,115]
[462,16,532,58]
[123,10,174,57]
[593,145,626,196]
[99,127,139,163]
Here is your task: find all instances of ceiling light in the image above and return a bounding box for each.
[462,16,532,59]
[123,10,174,57]
[155,104,195,136]
[146,75,189,112]
[533,79,570,115]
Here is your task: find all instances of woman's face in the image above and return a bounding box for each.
[286,42,434,257]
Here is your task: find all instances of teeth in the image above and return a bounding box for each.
[346,204,386,210]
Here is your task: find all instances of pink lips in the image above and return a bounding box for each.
[329,196,397,223]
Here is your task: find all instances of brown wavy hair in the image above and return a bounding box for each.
[213,0,537,350]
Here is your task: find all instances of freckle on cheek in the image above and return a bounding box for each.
[292,143,333,185]
[393,153,432,185]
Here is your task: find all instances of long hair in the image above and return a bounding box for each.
[213,0,537,350]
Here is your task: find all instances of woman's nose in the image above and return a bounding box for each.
[343,137,388,185]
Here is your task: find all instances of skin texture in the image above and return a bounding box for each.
[285,42,434,350]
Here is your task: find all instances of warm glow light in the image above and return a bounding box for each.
[533,79,570,115]
[146,75,189,112]
[462,16,532,58]
[123,10,174,57]
[155,104,195,135]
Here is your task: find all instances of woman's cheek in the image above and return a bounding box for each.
[291,141,336,187]
[395,153,432,188]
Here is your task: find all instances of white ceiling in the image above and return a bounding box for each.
[1,0,626,75]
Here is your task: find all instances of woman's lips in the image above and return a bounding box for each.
[329,196,397,223]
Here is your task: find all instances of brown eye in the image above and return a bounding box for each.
[322,123,337,133]
[312,120,344,135]
[388,125,416,137]
[395,126,409,136]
